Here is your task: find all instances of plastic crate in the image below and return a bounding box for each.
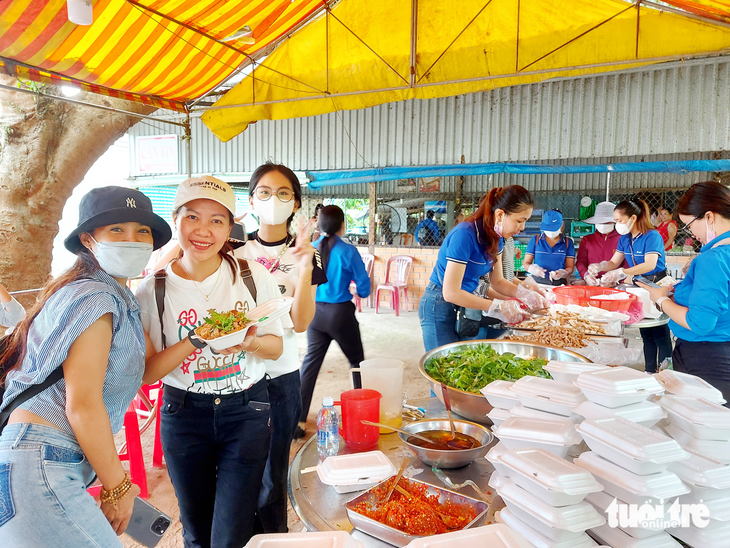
[552,286,636,312]
[570,221,595,239]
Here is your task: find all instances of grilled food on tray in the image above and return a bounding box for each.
[195,309,250,341]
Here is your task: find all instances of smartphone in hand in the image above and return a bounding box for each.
[125,497,172,548]
[633,275,660,288]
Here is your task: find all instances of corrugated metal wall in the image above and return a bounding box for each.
[128,57,730,190]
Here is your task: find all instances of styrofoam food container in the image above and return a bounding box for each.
[488,407,511,428]
[678,493,730,521]
[664,422,730,463]
[497,507,599,548]
[668,448,730,500]
[494,417,583,459]
[482,380,520,410]
[486,442,512,478]
[510,404,581,424]
[573,452,690,506]
[575,417,689,476]
[543,361,609,384]
[403,523,531,548]
[498,448,602,507]
[573,367,664,408]
[572,399,667,428]
[657,396,730,441]
[490,474,605,542]
[510,377,585,418]
[204,297,293,351]
[585,490,666,538]
[588,523,681,548]
[316,451,396,494]
[655,369,726,404]
[667,517,730,548]
[244,531,364,548]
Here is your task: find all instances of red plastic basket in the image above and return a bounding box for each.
[552,286,636,312]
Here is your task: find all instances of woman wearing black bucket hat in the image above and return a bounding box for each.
[0,186,171,547]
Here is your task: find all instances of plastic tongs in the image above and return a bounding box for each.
[431,466,491,503]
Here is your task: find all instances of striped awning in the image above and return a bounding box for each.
[0,0,325,111]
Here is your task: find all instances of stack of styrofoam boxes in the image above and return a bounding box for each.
[571,367,690,547]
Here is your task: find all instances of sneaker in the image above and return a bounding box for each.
[292,425,306,440]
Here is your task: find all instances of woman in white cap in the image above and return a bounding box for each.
[0,186,172,547]
[135,176,284,548]
[575,201,627,285]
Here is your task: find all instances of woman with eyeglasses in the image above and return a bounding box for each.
[638,182,730,405]
[233,163,327,533]
[588,199,671,373]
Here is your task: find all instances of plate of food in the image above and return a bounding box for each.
[195,297,293,352]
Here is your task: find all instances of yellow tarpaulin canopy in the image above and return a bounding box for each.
[203,0,730,141]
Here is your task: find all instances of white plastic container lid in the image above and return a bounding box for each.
[493,475,605,533]
[655,369,726,404]
[576,417,689,464]
[668,448,730,488]
[403,523,532,548]
[510,404,581,424]
[497,508,599,548]
[316,451,396,488]
[679,493,730,522]
[574,367,664,396]
[588,524,681,548]
[499,448,603,497]
[664,422,730,463]
[489,407,512,428]
[510,377,586,418]
[487,442,512,478]
[543,362,609,383]
[657,395,730,430]
[667,517,730,548]
[244,531,365,548]
[573,452,690,506]
[573,400,667,426]
[584,490,667,537]
[495,417,583,447]
[482,380,520,410]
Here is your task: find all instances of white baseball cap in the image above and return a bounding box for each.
[584,201,616,225]
[173,176,236,216]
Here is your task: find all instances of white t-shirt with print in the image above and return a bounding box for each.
[136,259,283,394]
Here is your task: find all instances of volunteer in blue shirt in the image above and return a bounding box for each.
[415,210,440,246]
[522,210,575,286]
[419,186,549,352]
[589,199,670,373]
[299,205,371,423]
[639,182,730,405]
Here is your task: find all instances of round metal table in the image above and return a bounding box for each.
[630,313,670,329]
[287,397,497,547]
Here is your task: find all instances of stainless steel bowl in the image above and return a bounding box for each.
[397,419,493,468]
[419,340,591,424]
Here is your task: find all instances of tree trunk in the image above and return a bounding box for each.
[0,75,156,307]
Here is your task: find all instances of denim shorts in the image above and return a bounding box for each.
[0,423,122,548]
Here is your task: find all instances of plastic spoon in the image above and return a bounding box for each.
[359,420,433,445]
[440,383,476,449]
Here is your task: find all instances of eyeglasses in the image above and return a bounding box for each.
[253,186,295,203]
[684,215,702,230]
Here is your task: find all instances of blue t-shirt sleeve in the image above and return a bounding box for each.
[616,235,629,255]
[349,247,372,298]
[444,227,475,265]
[526,236,537,256]
[643,231,664,255]
[566,238,576,258]
[685,254,730,336]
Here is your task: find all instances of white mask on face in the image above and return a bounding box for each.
[595,223,614,234]
[90,237,153,279]
[615,218,633,235]
[543,230,561,239]
[252,196,295,226]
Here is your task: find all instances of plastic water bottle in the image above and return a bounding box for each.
[317,397,339,459]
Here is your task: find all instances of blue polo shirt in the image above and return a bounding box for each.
[415,218,440,245]
[429,221,503,293]
[616,230,665,276]
[670,231,730,342]
[526,234,576,273]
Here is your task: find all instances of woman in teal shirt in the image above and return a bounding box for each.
[640,182,730,405]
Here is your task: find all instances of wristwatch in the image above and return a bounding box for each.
[187,328,208,349]
[656,296,671,310]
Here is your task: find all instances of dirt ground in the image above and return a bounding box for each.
[120,307,431,548]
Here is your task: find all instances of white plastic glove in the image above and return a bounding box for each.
[588,261,613,276]
[516,283,551,310]
[527,264,547,278]
[487,299,529,324]
[584,273,599,286]
[601,269,627,286]
[549,269,569,281]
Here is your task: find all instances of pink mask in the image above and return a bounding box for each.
[706,218,716,243]
[494,222,503,237]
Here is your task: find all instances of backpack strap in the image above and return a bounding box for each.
[236,258,257,304]
[154,269,167,349]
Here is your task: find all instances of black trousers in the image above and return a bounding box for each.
[674,339,730,408]
[640,324,673,374]
[299,301,365,423]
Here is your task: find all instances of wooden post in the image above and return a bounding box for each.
[454,154,466,216]
[368,182,376,254]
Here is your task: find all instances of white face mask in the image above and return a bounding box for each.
[252,196,295,226]
[90,237,153,279]
[595,223,614,234]
[543,230,561,239]
[615,219,633,235]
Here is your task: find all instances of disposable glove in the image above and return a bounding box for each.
[516,283,551,310]
[600,269,627,286]
[527,264,547,278]
[486,299,529,324]
[584,273,599,286]
[550,269,569,281]
[588,261,613,276]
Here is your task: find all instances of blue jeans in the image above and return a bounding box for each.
[0,423,121,548]
[419,283,459,353]
[255,371,302,533]
[161,379,271,548]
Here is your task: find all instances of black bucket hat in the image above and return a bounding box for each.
[64,186,172,253]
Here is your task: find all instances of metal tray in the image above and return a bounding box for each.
[345,477,489,547]
[507,328,629,347]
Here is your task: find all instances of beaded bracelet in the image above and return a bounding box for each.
[99,473,133,506]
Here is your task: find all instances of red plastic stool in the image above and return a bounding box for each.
[134,383,164,468]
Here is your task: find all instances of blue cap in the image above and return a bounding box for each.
[540,210,563,231]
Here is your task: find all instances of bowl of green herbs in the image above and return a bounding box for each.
[419,341,590,424]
